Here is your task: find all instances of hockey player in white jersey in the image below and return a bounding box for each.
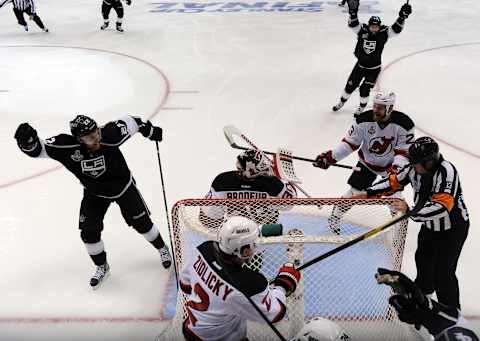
[179,216,301,341]
[313,91,415,232]
[201,150,297,226]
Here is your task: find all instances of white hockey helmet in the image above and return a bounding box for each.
[373,90,396,115]
[217,216,260,260]
[236,150,272,178]
[291,317,350,341]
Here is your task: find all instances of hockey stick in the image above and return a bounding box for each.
[155,141,178,285]
[223,125,313,198]
[224,125,360,172]
[297,195,427,272]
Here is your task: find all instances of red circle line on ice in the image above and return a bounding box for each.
[377,41,480,160]
[0,45,171,190]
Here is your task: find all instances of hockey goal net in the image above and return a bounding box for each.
[159,198,421,341]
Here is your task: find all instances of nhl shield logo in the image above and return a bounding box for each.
[81,156,106,178]
[71,150,83,162]
[363,40,377,54]
[368,126,376,135]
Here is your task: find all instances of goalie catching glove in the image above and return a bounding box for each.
[272,263,301,297]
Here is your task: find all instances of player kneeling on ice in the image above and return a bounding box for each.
[179,216,301,341]
[291,317,350,341]
[14,115,172,290]
[313,91,415,233]
[201,150,297,226]
[376,268,478,341]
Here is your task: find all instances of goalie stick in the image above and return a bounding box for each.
[224,125,360,172]
[223,125,313,198]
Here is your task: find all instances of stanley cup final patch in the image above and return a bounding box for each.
[81,156,106,178]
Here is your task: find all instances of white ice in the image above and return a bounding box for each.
[0,0,479,339]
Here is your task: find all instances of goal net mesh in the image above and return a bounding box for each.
[158,198,421,341]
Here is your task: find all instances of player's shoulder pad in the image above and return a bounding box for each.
[211,171,241,191]
[44,134,79,148]
[355,110,375,124]
[197,241,268,297]
[389,111,415,131]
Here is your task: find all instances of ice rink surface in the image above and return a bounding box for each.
[0,0,479,339]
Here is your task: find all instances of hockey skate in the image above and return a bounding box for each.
[353,105,365,117]
[90,262,110,290]
[116,22,124,32]
[159,245,172,269]
[43,28,49,33]
[23,25,28,32]
[100,22,109,30]
[332,101,345,112]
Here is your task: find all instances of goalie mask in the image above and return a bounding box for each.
[237,150,272,178]
[217,216,260,261]
[291,317,350,341]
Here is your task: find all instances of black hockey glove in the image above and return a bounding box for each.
[14,123,39,150]
[126,0,132,5]
[139,120,163,141]
[399,3,412,19]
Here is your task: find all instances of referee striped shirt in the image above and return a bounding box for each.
[368,155,469,231]
[0,0,35,12]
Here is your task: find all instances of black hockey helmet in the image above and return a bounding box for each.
[236,150,272,178]
[408,137,440,165]
[368,16,381,26]
[70,115,98,139]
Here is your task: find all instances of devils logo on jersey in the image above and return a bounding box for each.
[368,136,394,156]
[81,156,106,178]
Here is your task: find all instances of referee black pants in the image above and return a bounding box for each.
[414,223,469,309]
[13,6,45,29]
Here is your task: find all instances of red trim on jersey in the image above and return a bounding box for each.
[358,150,391,172]
[180,280,192,295]
[183,319,204,341]
[342,138,360,151]
[271,299,287,323]
[394,149,409,157]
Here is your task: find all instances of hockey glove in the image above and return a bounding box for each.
[313,151,336,169]
[376,268,428,325]
[399,3,412,19]
[14,123,39,151]
[139,120,163,141]
[126,0,132,5]
[272,263,301,297]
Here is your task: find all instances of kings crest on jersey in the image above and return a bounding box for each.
[335,110,415,174]
[39,116,139,198]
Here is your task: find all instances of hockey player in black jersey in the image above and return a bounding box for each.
[376,268,479,341]
[100,0,131,32]
[365,137,470,308]
[14,115,172,289]
[201,150,297,227]
[332,0,412,116]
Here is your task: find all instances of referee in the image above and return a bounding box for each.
[365,136,470,309]
[0,0,48,32]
